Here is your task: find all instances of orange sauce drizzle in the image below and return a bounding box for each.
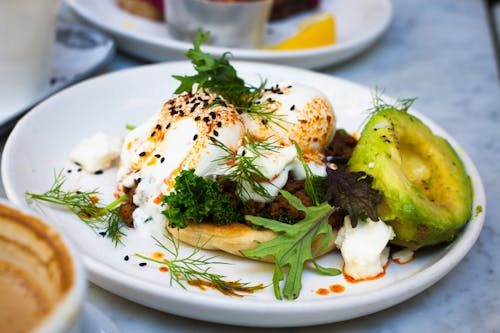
[329,284,345,293]
[343,261,389,283]
[159,266,169,273]
[152,252,164,260]
[316,288,329,296]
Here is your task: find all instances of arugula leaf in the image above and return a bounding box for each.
[242,190,340,300]
[324,167,382,227]
[162,169,242,228]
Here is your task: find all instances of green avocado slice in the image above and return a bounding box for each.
[348,107,473,250]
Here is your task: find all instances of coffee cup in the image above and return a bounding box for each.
[0,0,60,115]
[0,200,86,333]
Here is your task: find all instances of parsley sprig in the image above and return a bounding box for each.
[25,171,128,246]
[242,190,341,300]
[173,30,265,109]
[135,234,264,297]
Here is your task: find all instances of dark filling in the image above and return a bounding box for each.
[119,129,357,228]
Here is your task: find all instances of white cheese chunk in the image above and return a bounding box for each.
[69,131,122,173]
[335,217,395,280]
[391,247,415,264]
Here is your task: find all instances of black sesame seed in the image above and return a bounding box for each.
[150,131,156,137]
[156,124,162,130]
[139,262,147,267]
[213,130,219,137]
[179,110,184,116]
[290,104,295,111]
[137,177,142,183]
[194,116,201,121]
[160,157,165,163]
[210,111,216,119]
[242,150,246,156]
[139,151,146,157]
[67,169,72,173]
[77,168,82,172]
[193,134,198,141]
[94,170,103,175]
[166,123,171,129]
[99,231,106,237]
[154,154,160,158]
[203,116,210,123]
[217,121,222,127]
[124,255,129,261]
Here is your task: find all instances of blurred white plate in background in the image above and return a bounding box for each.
[64,0,392,69]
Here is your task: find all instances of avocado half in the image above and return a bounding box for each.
[348,108,473,250]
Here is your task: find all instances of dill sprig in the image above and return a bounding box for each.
[135,234,265,297]
[294,142,325,206]
[368,89,417,115]
[25,170,128,246]
[211,133,279,200]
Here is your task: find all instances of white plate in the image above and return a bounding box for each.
[0,21,114,134]
[2,62,485,327]
[64,0,392,69]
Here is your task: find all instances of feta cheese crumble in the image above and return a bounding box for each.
[335,217,395,280]
[69,131,123,173]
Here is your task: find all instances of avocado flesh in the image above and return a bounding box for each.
[348,109,473,250]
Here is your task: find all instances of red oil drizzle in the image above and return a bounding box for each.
[343,261,389,283]
[316,288,329,296]
[151,251,164,260]
[187,279,265,297]
[329,284,345,293]
[159,266,169,273]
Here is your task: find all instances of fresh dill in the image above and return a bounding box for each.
[294,142,325,206]
[211,133,279,200]
[368,89,417,115]
[135,234,265,297]
[25,170,128,246]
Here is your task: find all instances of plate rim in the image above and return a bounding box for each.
[64,0,393,65]
[1,61,486,327]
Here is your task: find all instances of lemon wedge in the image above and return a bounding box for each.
[268,13,336,50]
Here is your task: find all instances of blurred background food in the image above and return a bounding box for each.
[116,0,320,22]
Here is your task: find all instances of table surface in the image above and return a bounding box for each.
[1,0,499,332]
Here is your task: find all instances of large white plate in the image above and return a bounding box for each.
[2,62,485,327]
[64,0,392,69]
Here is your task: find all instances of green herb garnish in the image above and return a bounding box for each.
[162,169,242,229]
[324,167,382,227]
[25,170,128,245]
[368,89,416,115]
[211,133,279,200]
[135,234,264,297]
[173,31,264,109]
[242,190,341,300]
[173,30,286,127]
[294,142,325,206]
